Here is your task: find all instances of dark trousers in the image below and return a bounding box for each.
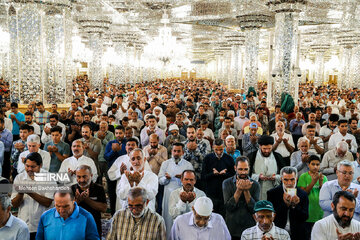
[232,237,241,240]
[30,232,37,240]
[156,184,164,215]
[283,156,291,167]
[13,135,20,141]
[2,151,11,180]
[209,197,225,218]
[107,177,117,215]
[304,222,314,240]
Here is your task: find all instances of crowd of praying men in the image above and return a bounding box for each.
[0,77,360,239]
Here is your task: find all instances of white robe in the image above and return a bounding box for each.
[158,158,194,238]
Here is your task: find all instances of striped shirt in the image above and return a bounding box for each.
[106,208,166,240]
[241,223,290,240]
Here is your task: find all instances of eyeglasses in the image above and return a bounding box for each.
[338,170,354,176]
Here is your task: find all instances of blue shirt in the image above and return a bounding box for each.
[0,213,29,240]
[9,112,25,135]
[224,149,241,163]
[289,119,305,136]
[0,128,13,152]
[319,179,360,221]
[104,139,127,167]
[171,211,231,240]
[36,202,99,240]
[44,141,71,173]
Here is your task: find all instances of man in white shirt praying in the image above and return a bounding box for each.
[312,191,360,240]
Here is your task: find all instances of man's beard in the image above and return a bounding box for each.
[334,210,352,228]
[237,173,248,179]
[261,151,271,157]
[131,206,146,218]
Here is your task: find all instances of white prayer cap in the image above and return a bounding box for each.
[227,110,235,116]
[194,197,213,216]
[168,124,179,132]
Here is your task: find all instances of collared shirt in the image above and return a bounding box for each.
[44,141,71,173]
[271,132,295,158]
[0,214,29,240]
[143,144,168,175]
[320,180,360,221]
[183,140,207,179]
[170,211,231,240]
[289,119,305,136]
[168,187,206,220]
[106,208,166,240]
[11,139,27,170]
[11,169,55,232]
[58,155,98,185]
[311,214,360,240]
[320,148,354,176]
[33,110,51,132]
[94,131,114,163]
[41,122,67,144]
[241,223,290,240]
[329,132,358,153]
[224,148,241,163]
[140,126,165,147]
[18,149,51,174]
[0,128,13,152]
[290,150,309,176]
[242,133,260,157]
[117,170,158,211]
[36,202,99,240]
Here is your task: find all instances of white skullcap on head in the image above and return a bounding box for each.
[154,106,162,111]
[227,110,235,116]
[168,124,179,131]
[194,196,213,216]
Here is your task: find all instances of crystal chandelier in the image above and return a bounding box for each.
[144,11,178,64]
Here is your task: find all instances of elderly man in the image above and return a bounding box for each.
[224,135,241,162]
[36,191,99,240]
[0,194,30,239]
[143,133,167,175]
[329,119,358,154]
[248,135,285,200]
[312,191,360,240]
[117,148,158,211]
[171,196,231,240]
[41,114,66,144]
[108,138,151,211]
[11,152,54,240]
[302,113,321,136]
[290,112,305,146]
[267,166,309,240]
[290,138,311,176]
[202,139,236,217]
[320,160,360,221]
[18,134,51,174]
[106,187,166,240]
[71,165,107,237]
[321,141,354,180]
[59,140,98,185]
[140,114,165,147]
[298,125,325,158]
[164,124,186,157]
[242,123,261,157]
[271,121,295,166]
[222,156,260,239]
[241,200,290,240]
[159,143,194,237]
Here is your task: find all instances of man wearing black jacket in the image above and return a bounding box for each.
[202,138,235,217]
[267,166,309,240]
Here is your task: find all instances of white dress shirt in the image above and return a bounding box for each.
[11,169,55,233]
[4,118,12,132]
[58,155,98,185]
[18,150,51,174]
[116,170,158,211]
[311,214,360,240]
[328,132,358,153]
[29,123,41,136]
[41,122,66,144]
[271,132,295,158]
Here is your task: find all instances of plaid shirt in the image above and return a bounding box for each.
[33,110,51,131]
[10,139,27,169]
[183,139,207,180]
[106,208,166,240]
[241,224,290,240]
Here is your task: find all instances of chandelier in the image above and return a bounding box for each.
[144,11,179,65]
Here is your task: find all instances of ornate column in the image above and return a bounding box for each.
[237,14,272,92]
[268,0,305,104]
[314,49,326,86]
[226,34,244,90]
